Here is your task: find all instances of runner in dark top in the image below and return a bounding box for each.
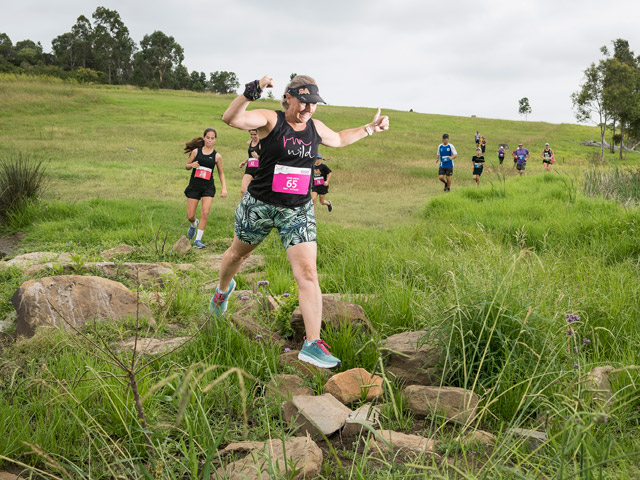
[311,154,333,212]
[238,129,261,197]
[183,128,227,249]
[472,147,485,186]
[497,146,506,165]
[540,143,555,172]
[480,136,487,154]
[209,74,389,369]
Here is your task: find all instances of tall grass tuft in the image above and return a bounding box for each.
[583,166,640,206]
[0,154,48,222]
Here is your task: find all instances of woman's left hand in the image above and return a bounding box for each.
[221,189,228,198]
[370,108,389,132]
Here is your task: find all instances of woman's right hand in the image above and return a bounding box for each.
[191,161,200,169]
[259,74,275,90]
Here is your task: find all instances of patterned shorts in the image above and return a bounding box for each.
[234,192,317,249]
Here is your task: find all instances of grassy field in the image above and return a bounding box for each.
[1,75,640,479]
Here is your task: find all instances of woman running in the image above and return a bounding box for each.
[541,143,555,171]
[183,128,227,249]
[472,147,485,185]
[210,74,389,369]
[311,154,333,212]
[238,129,261,197]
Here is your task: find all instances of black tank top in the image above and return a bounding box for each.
[188,148,217,187]
[248,111,322,207]
[248,141,261,158]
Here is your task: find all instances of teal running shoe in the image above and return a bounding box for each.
[187,219,199,239]
[209,278,236,316]
[298,339,341,369]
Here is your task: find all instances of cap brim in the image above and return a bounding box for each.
[297,94,326,104]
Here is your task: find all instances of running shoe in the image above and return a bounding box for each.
[193,239,206,249]
[444,184,447,192]
[327,200,333,212]
[209,278,236,316]
[298,339,341,369]
[187,219,199,239]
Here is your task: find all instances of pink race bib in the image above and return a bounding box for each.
[314,177,324,186]
[194,167,212,180]
[272,165,311,195]
[248,158,259,168]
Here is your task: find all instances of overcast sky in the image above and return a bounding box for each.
[3,0,640,124]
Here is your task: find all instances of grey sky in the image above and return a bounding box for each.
[3,0,640,124]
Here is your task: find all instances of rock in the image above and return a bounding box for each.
[290,295,371,341]
[197,253,265,273]
[404,385,479,424]
[279,350,331,379]
[382,330,442,386]
[172,236,191,256]
[101,244,135,260]
[231,304,286,345]
[508,428,548,450]
[283,394,352,439]
[0,311,16,333]
[457,429,496,447]
[216,435,322,480]
[120,337,190,355]
[0,252,72,270]
[11,275,154,338]
[586,365,615,403]
[24,262,197,287]
[139,291,167,308]
[324,368,383,405]
[266,374,313,401]
[0,472,24,480]
[372,430,436,455]
[342,404,381,438]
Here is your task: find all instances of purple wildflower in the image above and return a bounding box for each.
[255,334,263,339]
[284,347,291,353]
[282,292,291,298]
[240,295,249,300]
[565,314,581,324]
[583,338,590,345]
[257,280,270,286]
[573,364,579,369]
[567,328,574,336]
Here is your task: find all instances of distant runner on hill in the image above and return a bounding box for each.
[475,131,480,145]
[497,145,506,165]
[514,142,530,176]
[480,136,487,154]
[183,128,227,249]
[472,147,485,186]
[311,154,333,212]
[210,73,389,370]
[541,143,555,171]
[237,129,261,197]
[437,133,457,192]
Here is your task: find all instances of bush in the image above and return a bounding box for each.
[0,154,48,222]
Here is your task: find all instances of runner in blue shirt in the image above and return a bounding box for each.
[437,133,457,192]
[514,142,530,176]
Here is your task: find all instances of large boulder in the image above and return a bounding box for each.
[11,275,153,338]
[404,385,479,424]
[216,436,322,480]
[282,394,351,439]
[382,330,442,386]
[324,368,383,405]
[289,295,371,341]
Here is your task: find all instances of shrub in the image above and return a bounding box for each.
[0,154,48,222]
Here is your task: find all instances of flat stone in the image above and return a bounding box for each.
[0,252,72,270]
[283,394,351,439]
[216,436,322,480]
[0,472,24,480]
[101,244,135,260]
[197,253,265,273]
[586,365,615,403]
[372,429,436,455]
[404,385,479,424]
[324,368,383,405]
[120,337,190,355]
[266,374,313,401]
[382,330,442,386]
[457,429,496,447]
[508,428,548,450]
[342,404,381,438]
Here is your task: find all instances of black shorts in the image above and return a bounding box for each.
[312,185,329,195]
[184,183,215,199]
[543,160,553,165]
[439,168,453,176]
[516,163,526,171]
[481,146,486,153]
[244,166,259,177]
[498,157,505,163]
[473,167,483,176]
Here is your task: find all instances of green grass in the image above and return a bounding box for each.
[1,76,640,479]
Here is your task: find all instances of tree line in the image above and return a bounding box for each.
[0,7,239,94]
[572,38,640,160]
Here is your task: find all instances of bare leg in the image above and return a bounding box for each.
[217,234,259,291]
[186,198,199,223]
[311,191,318,212]
[198,196,213,230]
[318,194,330,206]
[286,242,322,341]
[240,174,253,197]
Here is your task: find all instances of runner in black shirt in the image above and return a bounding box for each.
[311,154,333,212]
[238,129,261,197]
